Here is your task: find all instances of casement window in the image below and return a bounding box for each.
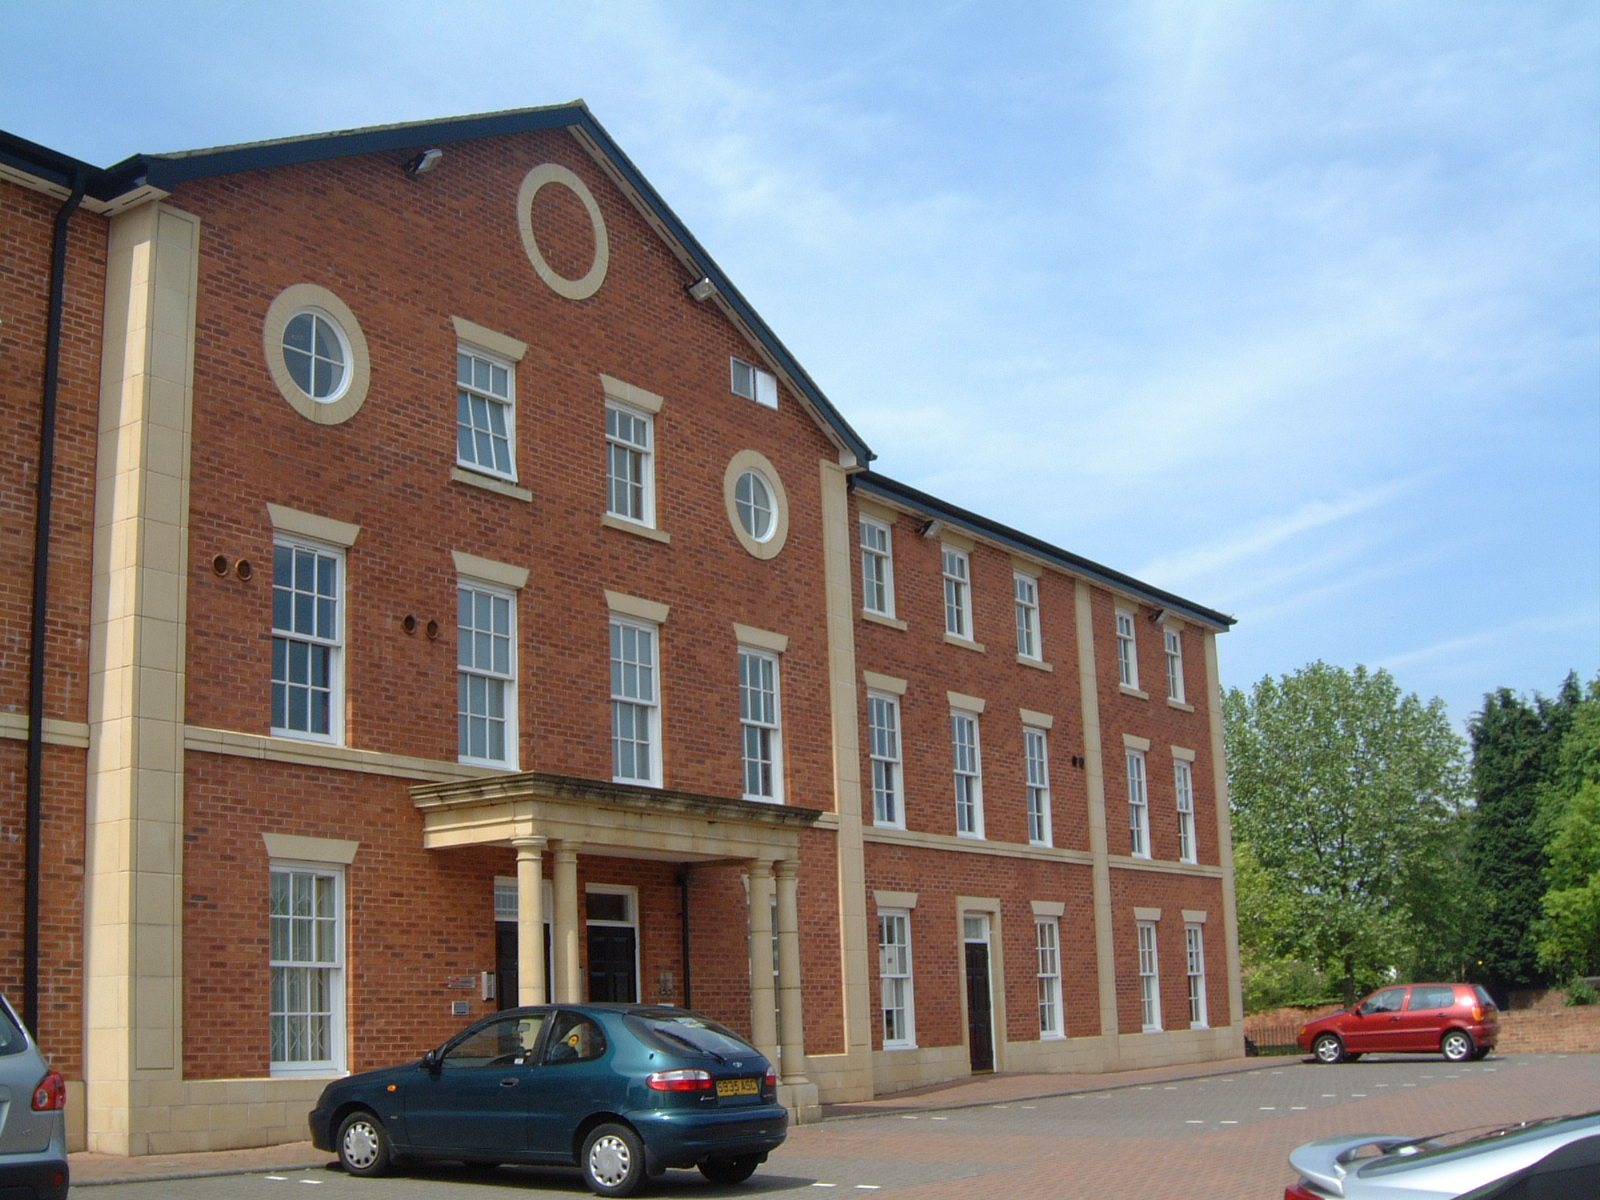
[283,310,351,402]
[605,402,654,526]
[271,539,343,742]
[733,468,776,543]
[1165,627,1186,703]
[860,517,895,617]
[1127,748,1150,858]
[610,618,660,785]
[270,865,344,1074]
[456,347,515,479]
[1036,918,1064,1039]
[1186,923,1209,1029]
[739,648,782,802]
[942,547,973,639]
[877,910,916,1048]
[1137,921,1162,1032]
[951,710,984,838]
[1025,726,1053,846]
[868,693,904,828]
[1116,608,1139,689]
[1175,759,1197,863]
[1014,572,1040,659]
[730,356,778,408]
[458,582,516,767]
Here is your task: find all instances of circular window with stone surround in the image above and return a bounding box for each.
[723,450,789,560]
[263,284,371,425]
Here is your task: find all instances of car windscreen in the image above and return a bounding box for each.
[625,1012,759,1061]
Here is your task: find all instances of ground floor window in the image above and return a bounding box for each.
[1137,920,1162,1032]
[270,864,343,1074]
[878,910,915,1049]
[1186,923,1209,1029]
[1036,918,1064,1038]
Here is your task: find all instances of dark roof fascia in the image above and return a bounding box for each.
[570,112,874,465]
[0,130,122,201]
[853,470,1235,629]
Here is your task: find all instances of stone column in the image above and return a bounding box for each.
[774,860,809,1082]
[552,842,581,1003]
[747,859,778,1064]
[513,836,547,1005]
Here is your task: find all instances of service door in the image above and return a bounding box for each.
[964,915,995,1073]
[587,926,638,1002]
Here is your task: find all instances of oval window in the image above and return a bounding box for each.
[734,469,775,542]
[282,310,350,402]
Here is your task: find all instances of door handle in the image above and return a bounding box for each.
[500,1077,519,1087]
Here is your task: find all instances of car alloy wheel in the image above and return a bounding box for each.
[582,1123,647,1197]
[1441,1030,1475,1063]
[1312,1033,1346,1064]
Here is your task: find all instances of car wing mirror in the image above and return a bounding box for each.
[421,1048,441,1071]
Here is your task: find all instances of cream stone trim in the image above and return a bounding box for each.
[0,712,90,748]
[1032,900,1066,917]
[734,624,789,654]
[1168,698,1196,713]
[517,163,609,301]
[862,671,907,696]
[939,531,975,553]
[267,505,360,548]
[724,450,790,560]
[873,890,918,910]
[1020,709,1055,730]
[1171,745,1197,762]
[862,611,908,631]
[942,632,986,653]
[600,373,664,414]
[1134,907,1162,922]
[600,514,671,543]
[605,590,670,625]
[855,497,900,524]
[1183,910,1209,924]
[1075,578,1119,1049]
[451,467,534,502]
[1205,629,1245,1032]
[958,896,1000,914]
[262,283,370,425]
[1018,655,1054,672]
[864,825,1094,866]
[946,690,985,714]
[86,201,200,1151]
[451,316,527,362]
[452,550,529,591]
[186,726,498,782]
[1108,856,1224,879]
[1012,557,1043,578]
[1122,733,1151,752]
[1120,684,1150,700]
[262,833,359,865]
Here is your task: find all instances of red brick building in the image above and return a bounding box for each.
[1,105,1239,1155]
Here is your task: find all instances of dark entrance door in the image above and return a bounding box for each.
[495,921,553,1009]
[586,925,637,1002]
[965,940,995,1072]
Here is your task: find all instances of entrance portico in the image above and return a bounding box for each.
[411,771,822,1121]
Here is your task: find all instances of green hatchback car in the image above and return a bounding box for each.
[309,1004,786,1197]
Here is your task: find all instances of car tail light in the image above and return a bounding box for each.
[32,1068,66,1112]
[1284,1185,1324,1200]
[647,1068,714,1092]
[765,1065,778,1089]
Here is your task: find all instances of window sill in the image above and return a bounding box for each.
[881,1042,918,1052]
[862,610,908,631]
[957,830,985,840]
[601,513,672,544]
[1017,654,1053,672]
[1167,698,1195,712]
[873,819,907,832]
[452,466,533,502]
[1119,684,1150,700]
[943,633,986,653]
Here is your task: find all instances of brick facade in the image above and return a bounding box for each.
[1,105,1241,1154]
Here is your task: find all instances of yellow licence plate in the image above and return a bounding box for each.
[716,1077,759,1097]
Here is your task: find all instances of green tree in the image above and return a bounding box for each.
[1226,662,1470,1004]
[1534,680,1600,979]
[1466,674,1583,990]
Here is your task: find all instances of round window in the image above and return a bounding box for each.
[734,469,775,541]
[282,309,350,402]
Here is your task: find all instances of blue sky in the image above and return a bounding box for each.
[7,0,1597,733]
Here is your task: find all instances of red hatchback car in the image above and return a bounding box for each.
[1298,983,1499,1064]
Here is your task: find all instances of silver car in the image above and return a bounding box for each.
[0,993,68,1199]
[1284,1110,1600,1198]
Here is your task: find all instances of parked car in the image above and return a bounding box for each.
[309,1003,786,1197]
[1283,1109,1600,1198]
[1297,983,1499,1064]
[0,993,69,1200]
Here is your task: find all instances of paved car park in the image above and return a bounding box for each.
[75,1053,1600,1199]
